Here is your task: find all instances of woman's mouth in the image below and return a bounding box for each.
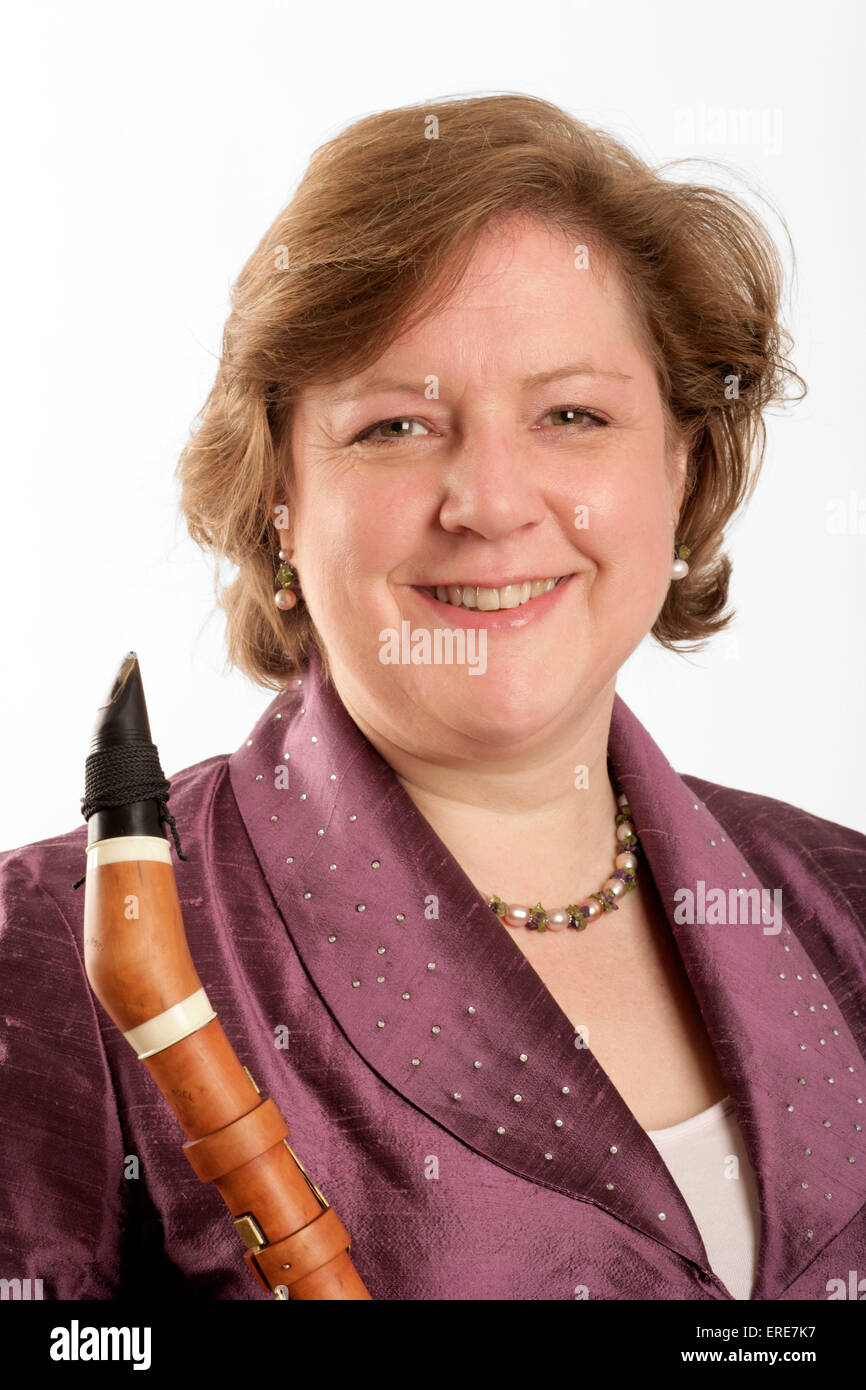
[424,576,565,611]
[408,573,574,630]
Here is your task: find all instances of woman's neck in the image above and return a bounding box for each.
[345,683,622,910]
[397,758,621,909]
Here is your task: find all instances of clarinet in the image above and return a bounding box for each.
[75,652,372,1300]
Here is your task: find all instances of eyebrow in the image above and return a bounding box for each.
[328,361,633,405]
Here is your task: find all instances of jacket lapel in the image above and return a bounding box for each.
[609,700,866,1299]
[228,648,866,1299]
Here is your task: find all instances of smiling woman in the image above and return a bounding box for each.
[2,92,865,1307]
[182,96,800,688]
[280,214,687,701]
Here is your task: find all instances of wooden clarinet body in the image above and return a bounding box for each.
[80,654,371,1300]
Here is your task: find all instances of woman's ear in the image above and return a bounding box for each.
[668,437,691,527]
[271,501,293,556]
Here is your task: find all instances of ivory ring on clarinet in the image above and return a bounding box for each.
[122,987,217,1059]
[85,835,173,866]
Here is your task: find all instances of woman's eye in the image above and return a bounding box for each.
[541,407,606,429]
[353,417,432,444]
[351,406,606,446]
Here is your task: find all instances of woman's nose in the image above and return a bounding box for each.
[436,422,547,539]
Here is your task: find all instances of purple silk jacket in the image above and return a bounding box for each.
[2,644,865,1301]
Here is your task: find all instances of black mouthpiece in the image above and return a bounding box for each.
[89,650,155,754]
[72,652,188,887]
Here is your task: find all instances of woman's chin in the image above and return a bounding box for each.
[405,668,584,747]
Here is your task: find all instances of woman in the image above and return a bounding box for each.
[1,93,864,1303]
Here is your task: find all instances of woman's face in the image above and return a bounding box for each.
[284,216,687,759]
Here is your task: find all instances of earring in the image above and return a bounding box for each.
[274,549,298,610]
[671,542,691,581]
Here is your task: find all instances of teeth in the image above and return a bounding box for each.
[430,577,562,610]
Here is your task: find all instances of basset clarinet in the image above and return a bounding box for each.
[75,651,372,1300]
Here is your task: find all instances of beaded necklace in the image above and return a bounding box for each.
[487,791,640,932]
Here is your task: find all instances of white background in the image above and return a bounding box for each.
[1,0,864,849]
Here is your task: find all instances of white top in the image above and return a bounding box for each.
[646,1096,761,1300]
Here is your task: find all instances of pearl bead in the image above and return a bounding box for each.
[602,876,627,899]
[615,851,637,871]
[547,909,569,931]
[671,558,689,579]
[616,793,629,808]
[579,899,604,920]
[615,821,635,843]
[275,589,297,610]
[504,903,530,927]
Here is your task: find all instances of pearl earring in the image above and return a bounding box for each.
[274,550,298,610]
[671,543,691,581]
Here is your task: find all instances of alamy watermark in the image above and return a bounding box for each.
[379,621,487,674]
[674,102,783,156]
[0,1277,44,1299]
[49,1320,151,1370]
[673,880,782,935]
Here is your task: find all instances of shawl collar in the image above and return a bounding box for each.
[228,647,866,1300]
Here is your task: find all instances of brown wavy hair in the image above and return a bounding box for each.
[176,92,806,692]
